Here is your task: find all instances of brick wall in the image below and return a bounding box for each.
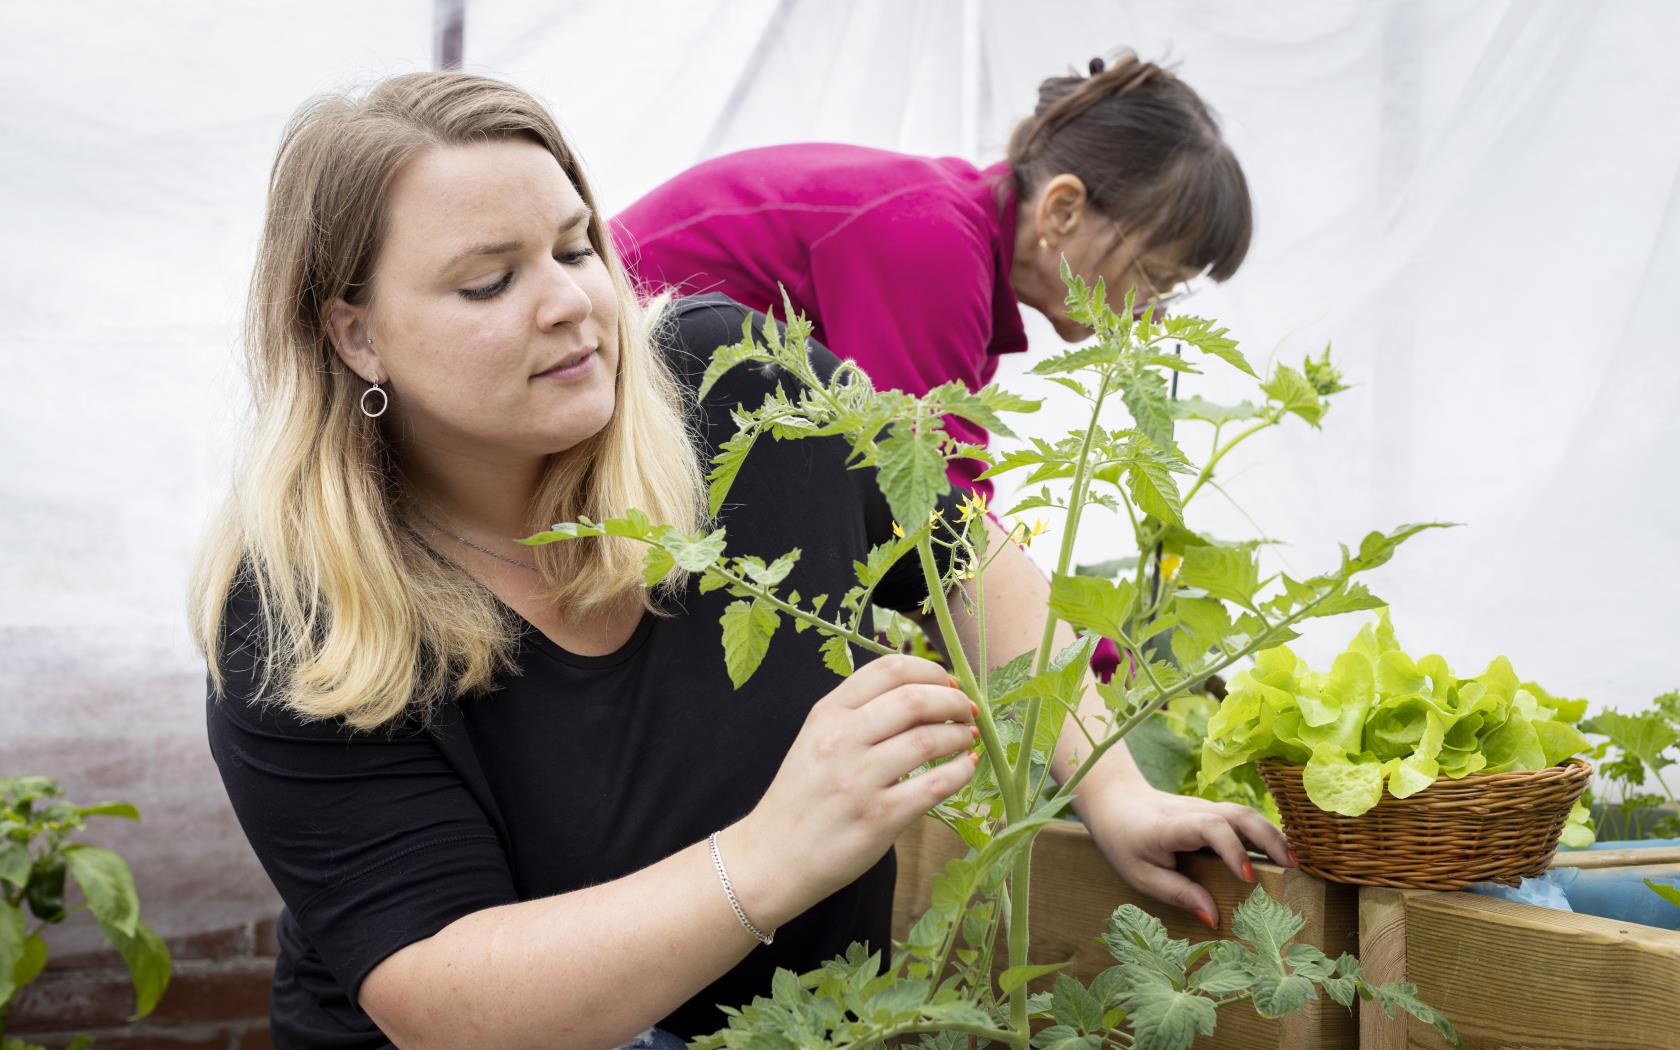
[5,917,276,1050]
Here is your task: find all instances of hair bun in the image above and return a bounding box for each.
[1088,57,1106,76]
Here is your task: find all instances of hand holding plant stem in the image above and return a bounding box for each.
[528,272,1459,1049]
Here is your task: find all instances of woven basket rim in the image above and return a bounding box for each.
[1255,755,1591,790]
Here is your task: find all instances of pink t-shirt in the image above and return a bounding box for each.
[611,144,1029,499]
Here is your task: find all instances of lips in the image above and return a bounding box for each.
[534,348,596,377]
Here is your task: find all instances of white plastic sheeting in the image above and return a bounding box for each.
[3,1,1676,944]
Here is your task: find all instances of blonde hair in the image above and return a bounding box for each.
[190,72,705,730]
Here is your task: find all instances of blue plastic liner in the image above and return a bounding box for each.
[1469,839,1680,929]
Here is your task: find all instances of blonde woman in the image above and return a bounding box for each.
[193,73,1290,1049]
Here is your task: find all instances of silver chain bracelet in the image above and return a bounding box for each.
[708,831,774,946]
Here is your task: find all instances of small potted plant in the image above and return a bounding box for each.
[1,776,172,1050]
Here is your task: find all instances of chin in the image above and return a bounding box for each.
[1052,318,1094,343]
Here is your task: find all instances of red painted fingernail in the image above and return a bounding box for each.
[1242,859,1255,884]
[970,724,980,741]
[969,700,980,719]
[969,750,980,765]
[1195,907,1216,930]
[1286,848,1299,867]
[948,675,961,689]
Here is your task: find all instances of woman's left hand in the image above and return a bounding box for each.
[1076,783,1294,929]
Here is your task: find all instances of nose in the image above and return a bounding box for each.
[535,254,594,330]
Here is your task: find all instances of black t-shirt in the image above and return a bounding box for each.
[207,295,954,1047]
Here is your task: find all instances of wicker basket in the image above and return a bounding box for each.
[1256,758,1592,890]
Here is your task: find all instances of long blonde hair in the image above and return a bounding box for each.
[190,73,705,730]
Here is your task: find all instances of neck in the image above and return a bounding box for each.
[397,436,552,541]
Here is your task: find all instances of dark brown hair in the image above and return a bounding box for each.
[1007,52,1251,281]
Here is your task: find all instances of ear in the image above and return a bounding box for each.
[324,299,382,382]
[1033,174,1089,249]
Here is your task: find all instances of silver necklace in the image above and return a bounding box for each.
[410,506,540,574]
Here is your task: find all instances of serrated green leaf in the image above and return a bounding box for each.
[1188,959,1255,996]
[995,960,1071,997]
[1119,983,1217,1050]
[819,635,854,678]
[1051,973,1104,1033]
[1047,574,1138,643]
[1178,544,1261,610]
[1261,364,1324,426]
[1030,1025,1101,1050]
[1171,396,1262,425]
[740,550,801,588]
[920,1000,993,1027]
[1030,343,1117,376]
[63,845,140,938]
[1344,522,1453,573]
[1368,982,1461,1046]
[641,545,676,588]
[1122,369,1175,449]
[708,425,760,515]
[1127,454,1185,525]
[698,327,769,400]
[1648,879,1680,911]
[661,528,729,573]
[1232,888,1304,963]
[1164,315,1255,377]
[720,599,780,688]
[876,422,947,534]
[1251,972,1314,1017]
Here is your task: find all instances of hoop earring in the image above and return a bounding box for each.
[360,377,388,418]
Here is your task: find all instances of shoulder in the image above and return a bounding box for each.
[658,294,843,402]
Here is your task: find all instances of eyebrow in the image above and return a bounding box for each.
[443,207,593,269]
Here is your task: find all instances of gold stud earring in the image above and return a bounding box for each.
[1038,236,1050,252]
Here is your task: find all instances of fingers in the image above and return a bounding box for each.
[883,749,978,816]
[1194,816,1256,886]
[1217,803,1294,867]
[866,721,978,785]
[1124,861,1219,930]
[857,682,974,745]
[824,654,951,710]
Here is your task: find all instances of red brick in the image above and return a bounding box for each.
[234,1026,273,1050]
[12,1025,241,1049]
[251,917,278,959]
[48,924,254,972]
[8,960,271,1031]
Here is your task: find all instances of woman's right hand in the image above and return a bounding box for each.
[721,654,978,928]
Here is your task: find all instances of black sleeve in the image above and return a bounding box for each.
[664,293,956,613]
[205,581,517,1004]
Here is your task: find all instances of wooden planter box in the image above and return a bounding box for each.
[892,816,1360,1050]
[1359,845,1680,1049]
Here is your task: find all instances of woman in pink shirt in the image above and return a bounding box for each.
[612,52,1250,499]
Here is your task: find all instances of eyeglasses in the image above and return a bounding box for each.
[1130,269,1204,320]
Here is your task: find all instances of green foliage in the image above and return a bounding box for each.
[0,777,171,1040]
[529,277,1459,1047]
[1581,689,1680,841]
[1199,612,1594,816]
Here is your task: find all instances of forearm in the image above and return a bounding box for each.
[362,820,794,1050]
